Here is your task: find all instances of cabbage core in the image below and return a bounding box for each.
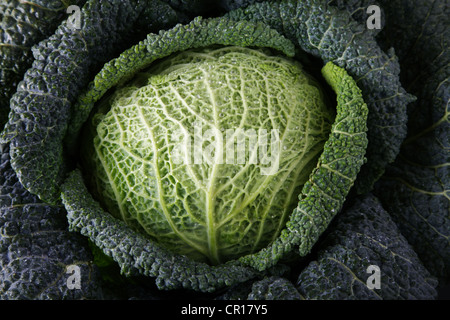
[82,46,334,264]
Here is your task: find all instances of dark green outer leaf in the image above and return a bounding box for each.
[159,0,213,16]
[297,194,438,300]
[64,15,296,153]
[61,169,260,293]
[0,0,185,204]
[328,0,383,35]
[225,0,416,195]
[0,143,102,299]
[0,0,87,128]
[61,16,299,293]
[373,0,450,282]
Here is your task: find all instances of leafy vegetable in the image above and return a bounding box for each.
[0,0,447,300]
[81,45,334,265]
[239,60,368,271]
[328,0,449,290]
[0,0,87,127]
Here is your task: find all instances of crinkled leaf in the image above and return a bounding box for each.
[0,143,102,299]
[0,0,87,128]
[297,194,439,300]
[239,61,368,271]
[61,169,261,293]
[0,0,189,204]
[225,0,415,194]
[64,15,296,153]
[61,15,301,292]
[373,0,450,281]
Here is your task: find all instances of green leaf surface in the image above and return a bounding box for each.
[373,0,450,281]
[65,16,296,153]
[225,0,415,194]
[1,0,443,300]
[247,276,303,300]
[0,0,187,204]
[239,61,368,271]
[82,45,332,265]
[0,143,102,299]
[61,15,304,292]
[297,194,439,300]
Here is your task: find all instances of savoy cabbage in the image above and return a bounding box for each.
[80,46,336,265]
[0,0,448,300]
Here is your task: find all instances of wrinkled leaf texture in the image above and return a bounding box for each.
[0,0,209,299]
[0,0,446,299]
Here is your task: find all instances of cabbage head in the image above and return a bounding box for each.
[81,46,334,264]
